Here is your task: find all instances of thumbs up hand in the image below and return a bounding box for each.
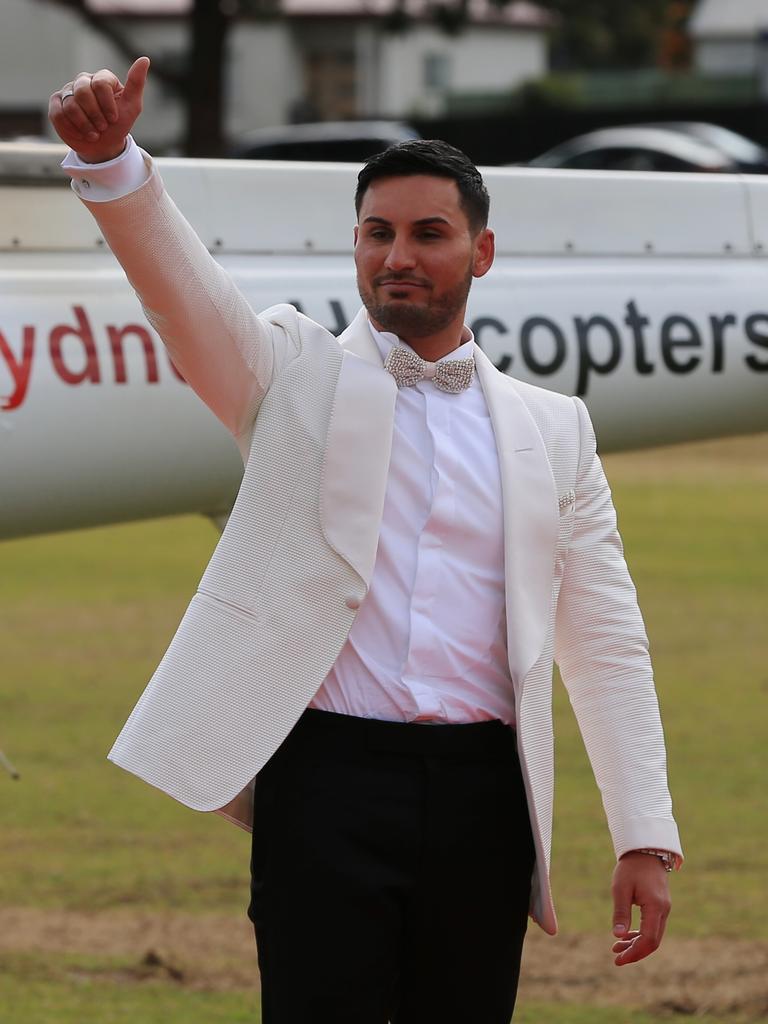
[48,56,150,164]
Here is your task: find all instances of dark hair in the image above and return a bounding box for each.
[355,139,490,234]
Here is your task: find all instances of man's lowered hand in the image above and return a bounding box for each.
[610,851,672,966]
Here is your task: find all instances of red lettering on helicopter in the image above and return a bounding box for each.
[0,325,34,411]
[0,305,184,410]
[107,323,159,384]
[50,305,101,385]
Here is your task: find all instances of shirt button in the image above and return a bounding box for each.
[345,595,361,611]
[81,178,91,189]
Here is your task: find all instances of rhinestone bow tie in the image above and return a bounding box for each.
[384,346,475,394]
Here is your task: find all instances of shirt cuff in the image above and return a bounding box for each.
[61,135,149,202]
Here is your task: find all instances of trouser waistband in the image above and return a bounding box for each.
[284,708,517,759]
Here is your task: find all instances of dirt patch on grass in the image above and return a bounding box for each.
[519,929,768,1019]
[2,907,766,1018]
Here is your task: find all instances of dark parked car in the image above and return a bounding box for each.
[528,123,768,174]
[230,121,420,162]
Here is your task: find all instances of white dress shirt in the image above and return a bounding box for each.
[62,138,516,726]
[313,325,514,724]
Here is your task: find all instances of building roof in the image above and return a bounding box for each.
[87,0,189,11]
[281,0,553,27]
[689,0,768,38]
[86,0,554,28]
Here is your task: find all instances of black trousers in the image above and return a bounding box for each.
[247,709,535,1024]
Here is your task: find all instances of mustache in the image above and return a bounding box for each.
[373,274,431,288]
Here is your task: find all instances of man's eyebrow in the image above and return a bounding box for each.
[362,216,452,226]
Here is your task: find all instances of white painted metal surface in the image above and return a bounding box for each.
[1,147,767,539]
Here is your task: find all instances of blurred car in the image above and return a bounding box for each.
[527,123,768,174]
[230,120,420,162]
[640,121,768,172]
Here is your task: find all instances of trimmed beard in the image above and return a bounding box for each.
[357,265,473,340]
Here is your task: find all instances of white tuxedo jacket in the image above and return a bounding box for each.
[81,161,682,935]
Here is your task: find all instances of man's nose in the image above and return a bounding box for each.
[384,237,417,271]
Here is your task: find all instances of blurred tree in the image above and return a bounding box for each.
[37,0,277,156]
[387,0,680,68]
[658,0,695,70]
[539,0,677,69]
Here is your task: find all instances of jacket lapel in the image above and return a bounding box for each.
[320,309,397,586]
[337,307,384,364]
[474,347,558,691]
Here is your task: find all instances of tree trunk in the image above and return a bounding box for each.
[184,0,231,157]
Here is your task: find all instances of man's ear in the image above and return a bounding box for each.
[353,224,359,246]
[472,228,495,279]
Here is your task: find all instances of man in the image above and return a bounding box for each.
[49,58,682,1023]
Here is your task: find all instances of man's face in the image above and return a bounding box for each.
[354,175,494,341]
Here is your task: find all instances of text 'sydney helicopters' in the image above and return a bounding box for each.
[1,142,766,542]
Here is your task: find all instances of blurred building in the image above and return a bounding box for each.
[0,0,553,149]
[689,0,768,81]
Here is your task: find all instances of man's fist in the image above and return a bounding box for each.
[48,57,150,164]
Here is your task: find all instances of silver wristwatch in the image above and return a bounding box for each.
[636,848,675,872]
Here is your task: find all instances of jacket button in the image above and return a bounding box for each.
[345,595,361,610]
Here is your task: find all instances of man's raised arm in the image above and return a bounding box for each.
[49,58,298,440]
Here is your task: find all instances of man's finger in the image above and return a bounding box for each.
[60,92,100,141]
[48,94,88,143]
[639,892,670,949]
[611,928,640,953]
[72,73,108,132]
[611,877,633,938]
[122,56,150,105]
[614,900,667,965]
[614,932,657,966]
[91,69,122,123]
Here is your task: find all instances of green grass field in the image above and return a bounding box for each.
[2,433,767,1022]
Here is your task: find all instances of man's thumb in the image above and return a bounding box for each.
[612,873,633,936]
[613,902,631,937]
[123,56,150,103]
